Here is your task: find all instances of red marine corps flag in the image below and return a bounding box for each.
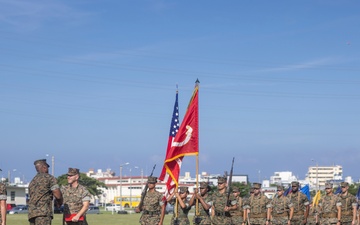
[159,80,199,199]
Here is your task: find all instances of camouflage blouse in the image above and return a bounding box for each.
[288,192,309,213]
[243,194,271,214]
[28,173,59,220]
[0,182,7,223]
[143,191,164,212]
[211,191,237,213]
[271,195,293,215]
[318,194,340,214]
[193,193,212,217]
[337,193,357,213]
[61,184,91,214]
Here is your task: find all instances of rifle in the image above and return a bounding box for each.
[226,157,235,206]
[137,164,156,211]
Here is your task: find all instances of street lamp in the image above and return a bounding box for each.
[46,154,55,176]
[120,162,129,209]
[311,159,318,192]
[130,166,140,208]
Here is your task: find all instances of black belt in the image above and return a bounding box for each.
[143,210,160,215]
[215,212,231,217]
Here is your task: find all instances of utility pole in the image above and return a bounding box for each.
[52,156,55,176]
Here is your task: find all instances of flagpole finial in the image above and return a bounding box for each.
[176,83,178,93]
[195,79,200,84]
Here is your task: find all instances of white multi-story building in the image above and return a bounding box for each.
[305,165,343,190]
[270,171,297,186]
[91,169,248,205]
[86,168,115,178]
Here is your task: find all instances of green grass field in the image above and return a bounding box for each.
[7,211,174,225]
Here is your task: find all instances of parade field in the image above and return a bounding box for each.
[7,212,173,225]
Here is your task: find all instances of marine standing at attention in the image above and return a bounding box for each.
[28,159,63,225]
[337,182,357,225]
[270,185,294,225]
[61,168,91,225]
[287,181,309,225]
[167,187,191,225]
[243,183,271,225]
[135,176,165,225]
[318,182,341,225]
[229,186,246,225]
[211,176,237,225]
[0,181,7,225]
[189,182,212,225]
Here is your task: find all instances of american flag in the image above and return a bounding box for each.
[159,89,182,199]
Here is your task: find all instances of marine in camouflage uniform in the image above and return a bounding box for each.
[357,200,360,225]
[243,183,271,225]
[270,185,294,225]
[211,176,237,225]
[167,187,191,225]
[135,176,165,225]
[61,168,91,225]
[189,182,212,225]
[28,159,63,225]
[288,181,309,225]
[0,182,7,225]
[229,186,245,225]
[337,182,357,225]
[318,183,341,225]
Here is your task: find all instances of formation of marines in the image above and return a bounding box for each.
[1,159,359,225]
[136,177,360,225]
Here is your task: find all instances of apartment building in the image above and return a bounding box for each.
[305,165,343,190]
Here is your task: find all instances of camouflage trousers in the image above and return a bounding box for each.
[271,216,289,225]
[307,215,317,225]
[320,217,338,225]
[340,216,353,225]
[139,214,161,225]
[231,216,244,225]
[192,215,212,225]
[29,216,52,225]
[290,215,306,225]
[212,215,233,225]
[249,217,267,225]
[171,217,190,225]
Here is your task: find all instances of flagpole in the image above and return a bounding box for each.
[195,79,200,216]
[195,154,199,216]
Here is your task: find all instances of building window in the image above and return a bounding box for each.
[11,191,15,201]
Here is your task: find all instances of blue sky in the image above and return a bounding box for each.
[1,0,360,184]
